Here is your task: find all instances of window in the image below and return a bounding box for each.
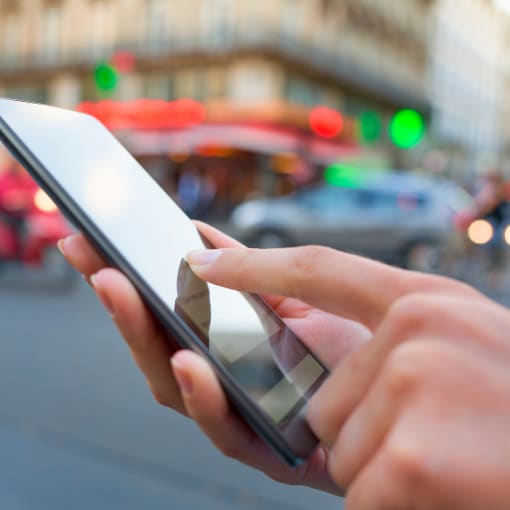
[285,77,323,106]
[2,12,19,60]
[202,0,236,46]
[144,75,175,100]
[41,3,62,59]
[282,0,303,38]
[4,85,49,103]
[297,187,356,213]
[147,0,168,47]
[89,0,114,54]
[320,0,335,18]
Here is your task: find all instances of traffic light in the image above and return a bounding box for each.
[358,110,383,144]
[389,109,426,149]
[94,62,119,94]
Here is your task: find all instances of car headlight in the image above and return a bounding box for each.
[467,219,493,245]
[231,203,263,227]
[34,189,58,213]
[504,225,510,246]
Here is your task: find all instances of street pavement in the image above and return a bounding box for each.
[2,262,509,510]
[0,269,343,510]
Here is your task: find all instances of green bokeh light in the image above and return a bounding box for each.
[359,110,383,143]
[324,163,363,188]
[94,63,119,93]
[389,109,425,149]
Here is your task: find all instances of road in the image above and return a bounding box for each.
[0,270,342,510]
[1,262,509,510]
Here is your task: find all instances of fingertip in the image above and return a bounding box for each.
[185,249,223,279]
[171,350,210,384]
[171,350,227,417]
[90,268,117,316]
[170,350,198,395]
[192,221,245,249]
[57,234,81,261]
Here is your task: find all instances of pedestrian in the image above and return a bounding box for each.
[58,221,510,509]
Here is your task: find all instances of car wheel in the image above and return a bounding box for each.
[405,242,443,273]
[252,231,288,249]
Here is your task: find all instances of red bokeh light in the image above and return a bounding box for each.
[111,51,136,73]
[77,98,206,130]
[309,106,344,138]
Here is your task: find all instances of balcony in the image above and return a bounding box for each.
[0,28,429,112]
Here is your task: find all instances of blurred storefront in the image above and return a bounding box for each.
[0,0,435,170]
[78,98,361,219]
[7,1,510,179]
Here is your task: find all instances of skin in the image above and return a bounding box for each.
[58,222,510,509]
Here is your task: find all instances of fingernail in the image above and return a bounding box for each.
[186,249,222,267]
[90,273,115,316]
[57,235,79,258]
[171,356,193,395]
[57,238,69,257]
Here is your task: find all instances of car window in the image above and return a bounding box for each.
[357,188,428,212]
[358,189,397,209]
[295,185,429,215]
[296,186,357,212]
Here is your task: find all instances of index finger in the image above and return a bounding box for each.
[59,221,242,279]
[186,245,451,330]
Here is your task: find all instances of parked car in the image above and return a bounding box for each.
[230,171,471,272]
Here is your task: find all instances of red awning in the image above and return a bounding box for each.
[119,123,358,164]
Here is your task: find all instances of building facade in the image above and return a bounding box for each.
[0,0,434,121]
[429,0,510,172]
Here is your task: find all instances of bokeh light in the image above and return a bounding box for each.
[94,63,119,93]
[309,106,344,138]
[34,189,58,213]
[324,163,363,188]
[389,109,426,149]
[358,110,383,144]
[468,219,494,245]
[504,225,510,245]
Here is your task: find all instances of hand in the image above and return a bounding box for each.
[188,244,510,509]
[58,223,370,494]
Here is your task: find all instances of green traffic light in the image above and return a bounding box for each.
[389,109,425,149]
[94,63,119,93]
[359,110,383,143]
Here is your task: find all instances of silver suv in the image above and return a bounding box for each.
[230,172,470,271]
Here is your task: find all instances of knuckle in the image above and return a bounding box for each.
[414,271,478,297]
[385,437,430,492]
[233,249,256,292]
[386,293,440,336]
[217,442,244,460]
[266,468,294,485]
[382,344,426,397]
[288,245,335,296]
[151,387,173,408]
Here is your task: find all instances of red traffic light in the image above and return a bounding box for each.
[309,106,343,138]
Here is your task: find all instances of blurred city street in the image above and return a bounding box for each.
[1,257,509,509]
[3,0,510,507]
[0,273,342,510]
